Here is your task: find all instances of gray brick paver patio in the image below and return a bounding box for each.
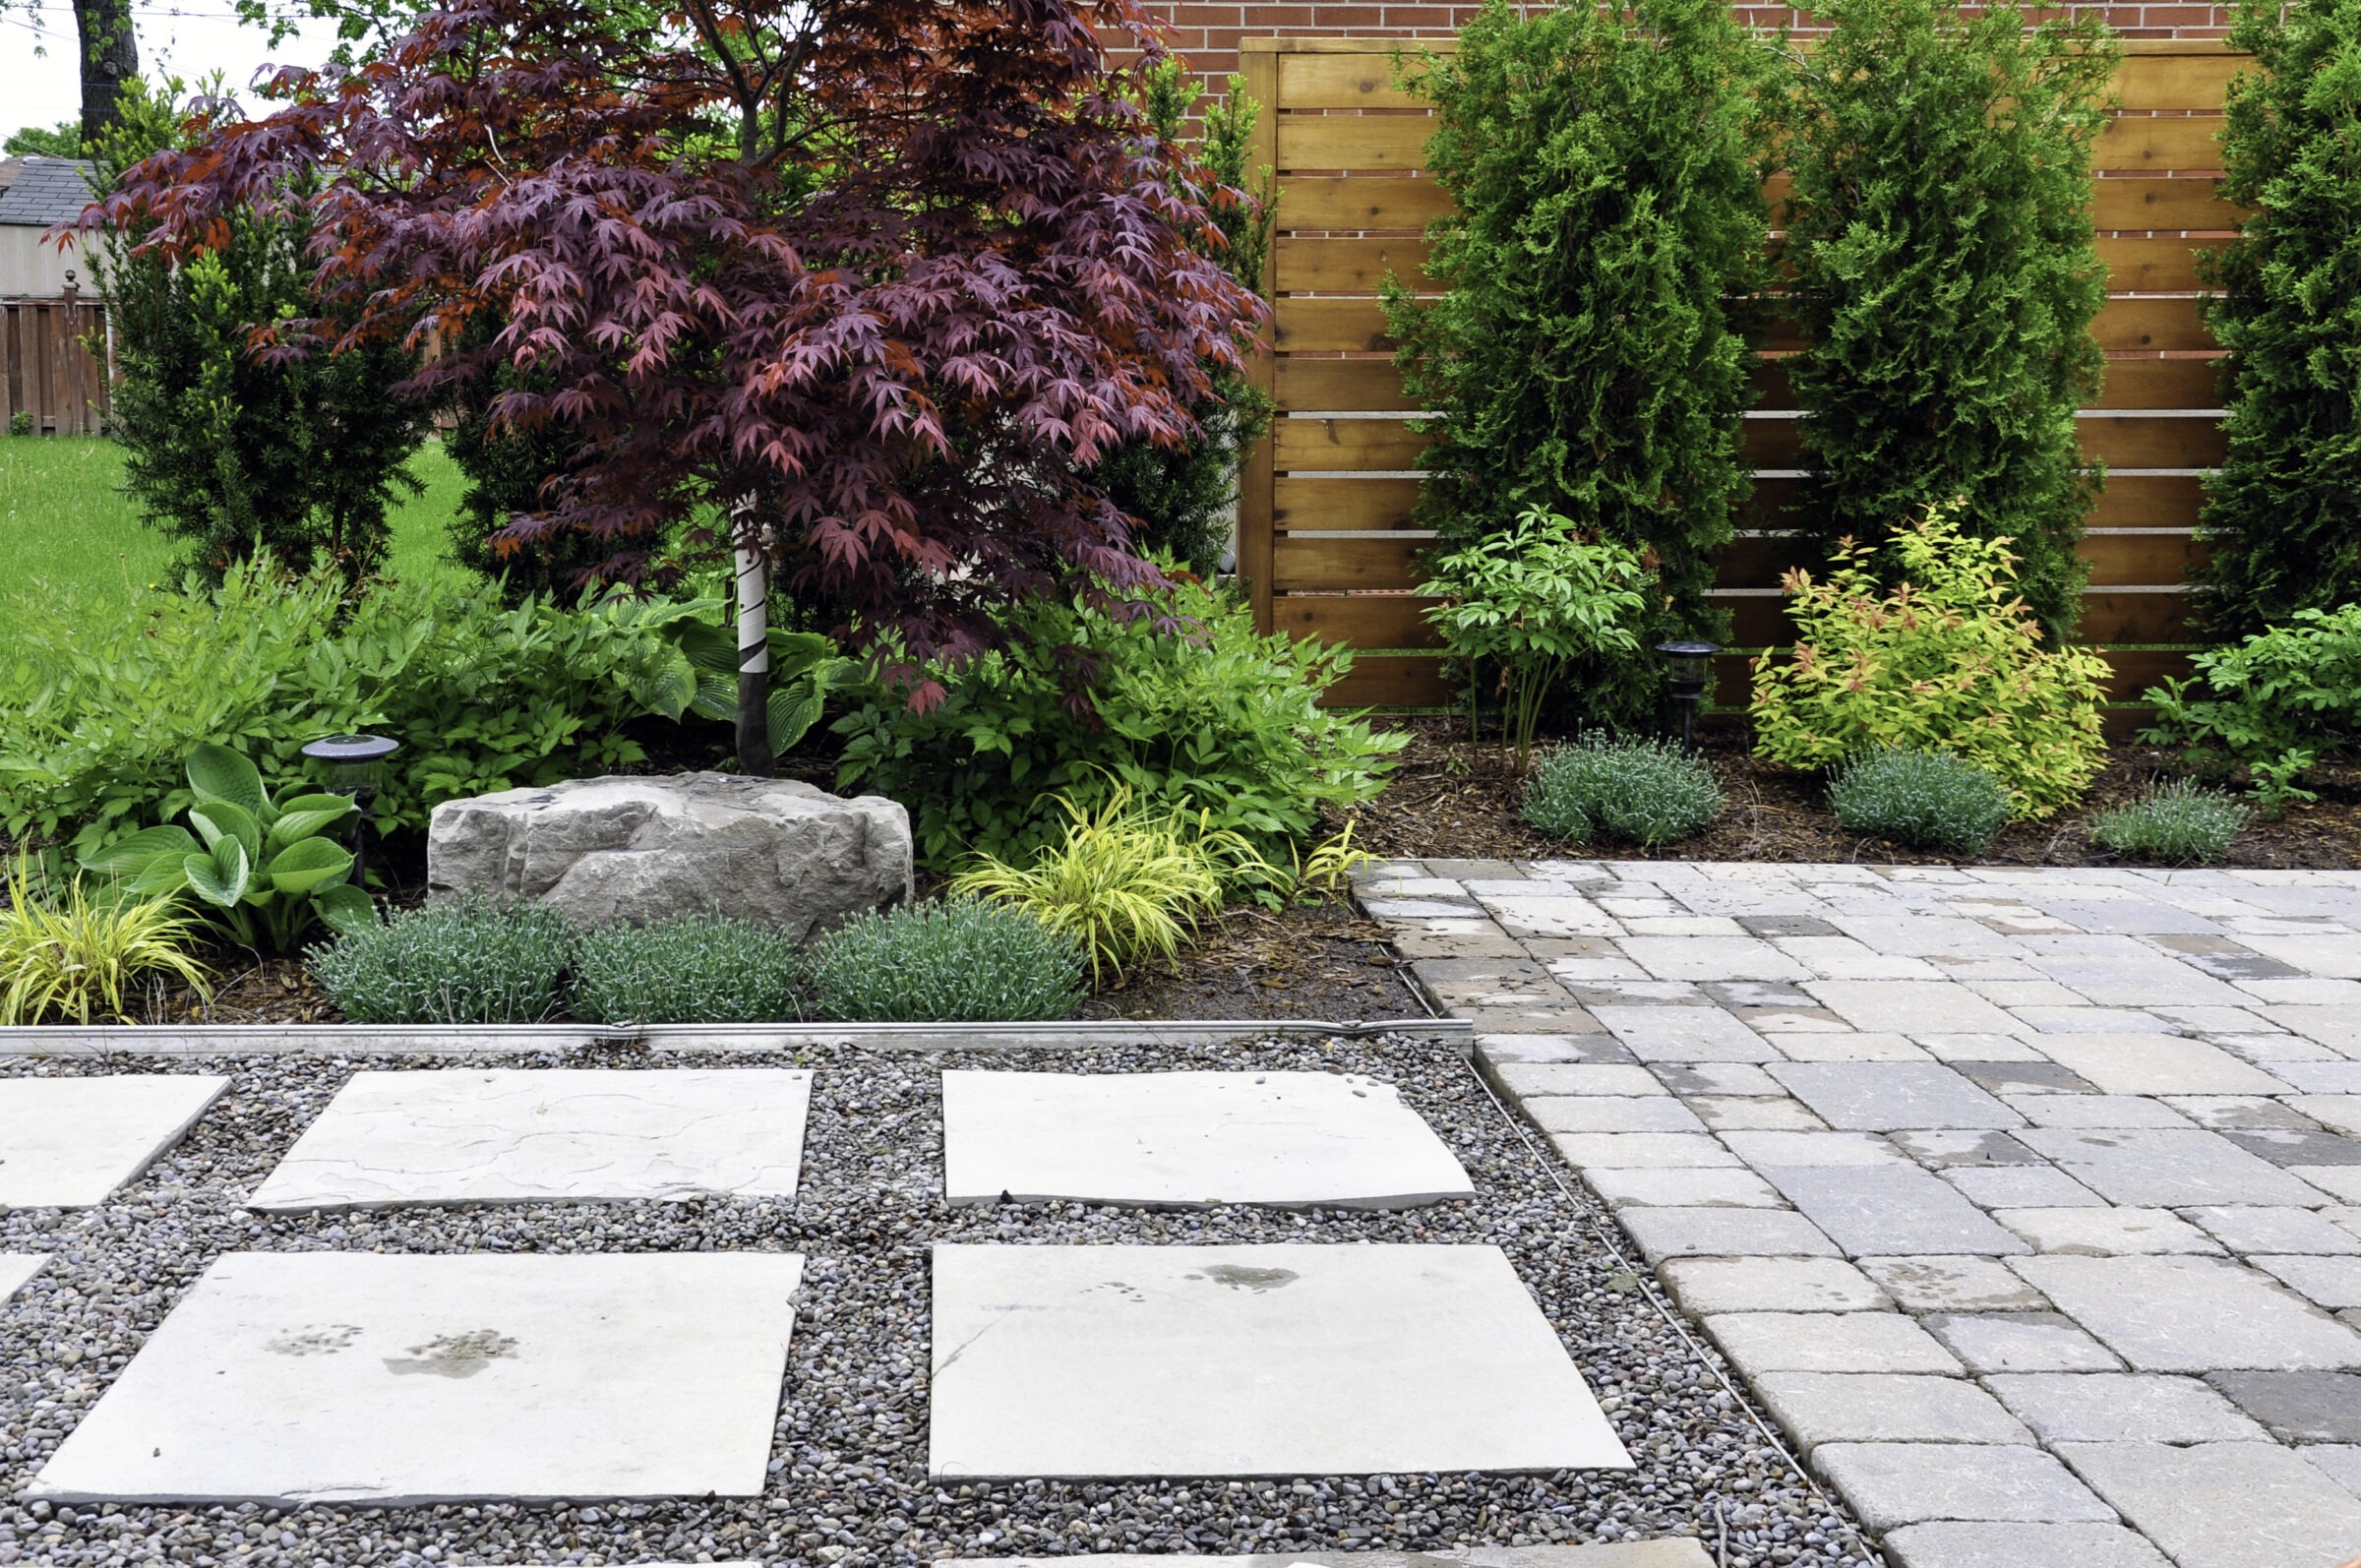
[1368,859,2361,1568]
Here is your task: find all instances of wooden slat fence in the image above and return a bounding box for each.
[1236,37,2244,714]
[1,292,110,437]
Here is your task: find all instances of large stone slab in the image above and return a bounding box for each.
[1766,1063,2023,1132]
[30,1251,805,1503]
[2011,1254,2361,1371]
[247,1068,814,1210]
[927,1243,1629,1479]
[2019,1128,2328,1208]
[1811,1443,2113,1530]
[0,1254,47,1302]
[2057,1440,2361,1568]
[0,1075,229,1208]
[939,1071,1471,1210]
[426,772,910,936]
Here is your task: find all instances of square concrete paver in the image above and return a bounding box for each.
[1860,1256,2050,1312]
[1588,1008,1778,1063]
[30,1251,805,1503]
[1767,1064,2023,1131]
[927,1244,1630,1479]
[1750,1373,2030,1449]
[0,1254,47,1303]
[1877,1522,2171,1568]
[1755,1166,2029,1258]
[2058,1439,2361,1568]
[1524,1098,1705,1135]
[248,1069,814,1210]
[2184,1205,2361,1256]
[1702,1312,1962,1375]
[1925,1312,2121,1373]
[1801,983,2027,1037]
[1944,1168,2106,1209]
[1811,1443,2113,1530]
[2203,1371,2361,1442]
[1982,1374,2266,1444]
[1658,1257,1888,1314]
[2025,1036,2284,1097]
[0,1075,230,1208]
[1582,1170,1786,1210]
[2019,1128,2328,1208]
[2012,1255,2361,1371]
[1616,1208,1841,1261]
[938,1071,1472,1209]
[2251,1254,2361,1309]
[1992,1207,2222,1255]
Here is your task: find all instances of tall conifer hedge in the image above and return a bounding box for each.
[2195,0,2361,638]
[1386,0,1774,729]
[1783,0,2115,642]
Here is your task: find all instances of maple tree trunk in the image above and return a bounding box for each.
[73,0,138,145]
[734,526,772,776]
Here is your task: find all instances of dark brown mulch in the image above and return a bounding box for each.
[1346,714,2361,870]
[1072,897,1427,1022]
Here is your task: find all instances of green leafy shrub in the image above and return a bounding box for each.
[570,915,804,1024]
[0,560,736,856]
[950,791,1244,984]
[2089,779,2250,865]
[2139,604,2361,810]
[831,572,1402,871]
[1419,509,1651,771]
[306,896,573,1024]
[809,898,1085,1022]
[2193,0,2361,637]
[1783,0,2115,640]
[1828,749,2012,854]
[1,854,212,1025]
[1384,0,1767,730]
[1523,735,1722,847]
[1750,506,2113,818]
[82,743,374,951]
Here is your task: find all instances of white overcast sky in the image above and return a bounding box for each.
[2,1,348,144]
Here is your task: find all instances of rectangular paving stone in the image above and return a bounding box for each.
[1690,1096,1827,1131]
[1758,1166,2031,1258]
[1524,1098,1705,1135]
[1771,1033,1935,1062]
[2304,1444,2361,1500]
[2001,1095,2193,1130]
[1582,1169,1786,1211]
[0,1255,46,1304]
[1659,1257,1889,1315]
[2204,1370,2361,1441]
[1475,1034,1630,1065]
[2289,1096,2361,1136]
[1544,1132,1737,1171]
[1878,1522,2172,1568]
[1703,1311,1962,1375]
[1615,1208,1841,1262]
[1952,1061,2099,1096]
[2022,954,2249,1006]
[1750,1372,2030,1450]
[1890,1130,2046,1169]
[1767,1063,2024,1131]
[1617,936,1810,983]
[249,1068,814,1211]
[1652,1063,1784,1097]
[2251,1254,2361,1308]
[2184,1205,2361,1255]
[1490,1064,1666,1099]
[1802,982,2027,1037]
[1589,1007,1779,1063]
[1982,1373,2266,1444]
[1772,937,1944,981]
[1926,1312,2122,1372]
[1474,895,1621,940]
[941,1071,1475,1210]
[2020,1127,2329,1208]
[2057,1439,2361,1568]
[927,1243,1630,1479]
[0,1075,230,1208]
[1812,1443,2114,1530]
[2222,1126,2361,1167]
[2012,1255,2361,1371]
[29,1251,805,1503]
[1945,1168,2106,1210]
[2024,1036,2283,1097]
[1992,1207,2223,1255]
[1722,1131,1911,1168]
[1860,1256,2050,1312]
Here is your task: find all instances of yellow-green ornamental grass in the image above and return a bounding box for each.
[0,856,212,1025]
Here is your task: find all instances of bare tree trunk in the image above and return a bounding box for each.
[734,522,772,776]
[73,0,138,146]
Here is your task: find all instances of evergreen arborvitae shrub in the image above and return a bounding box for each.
[1784,0,2116,641]
[2193,0,2361,637]
[1386,0,1772,729]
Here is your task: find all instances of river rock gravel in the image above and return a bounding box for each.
[0,1038,1882,1568]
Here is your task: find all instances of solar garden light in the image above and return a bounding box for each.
[300,734,399,887]
[1655,640,1721,754]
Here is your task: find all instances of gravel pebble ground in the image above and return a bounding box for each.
[0,1039,1883,1568]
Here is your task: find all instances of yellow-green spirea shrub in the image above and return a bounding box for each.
[1749,506,2112,818]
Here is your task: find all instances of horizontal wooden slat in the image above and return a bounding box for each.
[1275,296,1406,353]
[1273,475,1424,530]
[2082,412,2227,465]
[2094,357,2224,410]
[2089,176,2248,232]
[1276,175,1454,232]
[1276,234,1437,293]
[2081,590,2193,641]
[1275,416,1427,469]
[1277,51,1428,110]
[2085,529,2208,586]
[1718,595,1799,645]
[2098,233,2231,292]
[1714,534,1818,589]
[1274,533,1427,591]
[1323,653,1456,708]
[1272,593,1442,649]
[2092,295,2216,352]
[1274,356,1419,412]
[2092,473,2205,527]
[2093,646,2201,698]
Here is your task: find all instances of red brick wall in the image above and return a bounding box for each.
[1149,3,2231,83]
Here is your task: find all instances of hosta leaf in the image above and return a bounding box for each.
[79,825,200,878]
[187,742,268,817]
[313,882,378,938]
[266,835,355,896]
[189,800,263,865]
[184,838,250,908]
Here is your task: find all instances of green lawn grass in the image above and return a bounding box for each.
[0,436,469,606]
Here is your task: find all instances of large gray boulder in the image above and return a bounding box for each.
[426,773,911,937]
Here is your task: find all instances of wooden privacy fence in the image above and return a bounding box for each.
[1235,37,2247,715]
[1,292,110,436]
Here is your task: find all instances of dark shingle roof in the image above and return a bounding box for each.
[0,157,100,229]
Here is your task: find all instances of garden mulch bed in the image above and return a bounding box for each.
[1344,715,2361,870]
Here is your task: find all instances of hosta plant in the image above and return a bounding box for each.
[82,743,374,951]
[1750,504,2112,818]
[0,854,212,1025]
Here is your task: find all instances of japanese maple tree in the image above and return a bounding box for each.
[94,0,1264,766]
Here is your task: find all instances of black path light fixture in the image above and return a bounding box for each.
[300,735,401,888]
[1655,640,1722,754]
